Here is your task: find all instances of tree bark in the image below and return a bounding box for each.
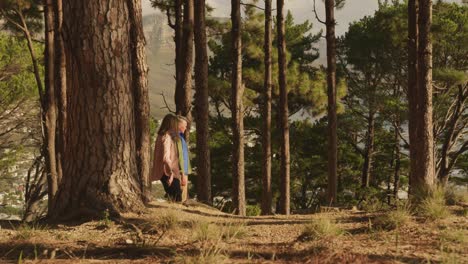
[361,112,375,188]
[54,0,66,190]
[174,0,183,108]
[127,0,151,203]
[176,0,193,122]
[277,0,290,215]
[194,0,212,204]
[393,119,401,203]
[43,0,59,213]
[407,0,418,194]
[51,0,145,218]
[261,0,273,216]
[411,0,435,193]
[231,0,245,216]
[325,0,337,205]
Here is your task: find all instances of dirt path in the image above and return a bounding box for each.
[0,201,466,263]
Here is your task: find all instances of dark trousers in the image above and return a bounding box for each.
[161,175,182,202]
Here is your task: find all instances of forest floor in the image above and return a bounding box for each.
[0,199,466,264]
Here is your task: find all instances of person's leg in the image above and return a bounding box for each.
[171,178,182,202]
[181,177,188,202]
[160,175,171,194]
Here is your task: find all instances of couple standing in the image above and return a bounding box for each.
[150,114,191,202]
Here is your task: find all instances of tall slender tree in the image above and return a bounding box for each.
[414,0,435,191]
[407,0,418,193]
[54,0,66,191]
[176,0,194,123]
[43,0,59,212]
[194,0,212,204]
[325,0,338,205]
[277,0,290,215]
[51,0,148,218]
[261,0,273,215]
[231,0,246,216]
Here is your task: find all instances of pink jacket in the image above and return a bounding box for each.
[150,133,181,181]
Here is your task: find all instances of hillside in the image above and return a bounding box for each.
[0,200,466,263]
[142,13,328,119]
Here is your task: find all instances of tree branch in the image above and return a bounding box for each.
[159,92,175,113]
[313,0,326,25]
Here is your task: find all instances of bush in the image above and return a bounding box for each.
[246,205,261,216]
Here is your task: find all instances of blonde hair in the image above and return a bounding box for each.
[176,115,189,124]
[157,114,178,136]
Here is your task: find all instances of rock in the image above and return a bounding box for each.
[125,239,134,245]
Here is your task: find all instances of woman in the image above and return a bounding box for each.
[150,114,182,202]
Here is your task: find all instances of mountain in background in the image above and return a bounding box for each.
[142,13,327,119]
[143,14,176,119]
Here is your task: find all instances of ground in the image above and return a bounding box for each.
[0,200,466,264]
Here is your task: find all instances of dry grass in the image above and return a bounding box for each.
[374,203,413,230]
[418,187,451,221]
[298,217,344,241]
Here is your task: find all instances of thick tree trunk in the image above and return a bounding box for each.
[194,0,212,204]
[51,0,144,218]
[231,0,245,216]
[412,0,435,192]
[325,0,338,205]
[127,0,151,203]
[261,0,272,216]
[361,113,375,188]
[43,0,59,213]
[277,0,290,215]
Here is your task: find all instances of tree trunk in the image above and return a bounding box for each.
[194,0,211,204]
[43,0,59,213]
[51,0,145,218]
[277,0,290,215]
[231,0,245,216]
[176,0,193,122]
[127,0,150,203]
[361,112,375,188]
[411,0,435,193]
[393,120,401,203]
[261,0,272,216]
[325,0,338,205]
[174,0,183,108]
[54,0,66,190]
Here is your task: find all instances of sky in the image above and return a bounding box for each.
[141,0,464,36]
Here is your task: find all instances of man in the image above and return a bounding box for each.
[176,115,192,202]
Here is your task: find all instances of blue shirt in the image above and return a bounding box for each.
[179,133,189,174]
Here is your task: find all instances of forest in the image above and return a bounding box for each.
[0,0,466,263]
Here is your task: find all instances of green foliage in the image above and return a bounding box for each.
[0,0,43,35]
[0,205,23,216]
[97,209,113,229]
[0,32,42,204]
[246,204,261,216]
